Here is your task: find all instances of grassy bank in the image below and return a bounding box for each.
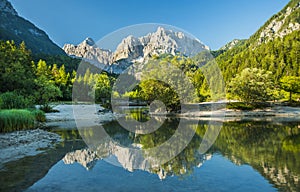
[0,109,45,132]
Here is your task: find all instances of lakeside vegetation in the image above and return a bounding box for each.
[1,35,300,132]
[1,0,300,131]
[0,109,45,132]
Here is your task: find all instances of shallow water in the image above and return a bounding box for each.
[1,108,300,191]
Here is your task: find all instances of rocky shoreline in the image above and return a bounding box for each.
[178,105,300,122]
[0,129,61,165]
[0,104,116,166]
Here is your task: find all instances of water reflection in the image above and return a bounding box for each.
[67,119,212,179]
[0,130,86,192]
[62,108,300,191]
[213,121,300,191]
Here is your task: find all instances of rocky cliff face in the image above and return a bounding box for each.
[63,38,112,65]
[256,1,300,45]
[140,27,209,58]
[0,0,65,55]
[63,27,209,74]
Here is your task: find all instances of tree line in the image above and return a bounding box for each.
[1,38,299,112]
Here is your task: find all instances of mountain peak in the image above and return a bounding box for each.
[0,0,17,15]
[156,26,167,34]
[83,37,95,46]
[0,0,65,55]
[63,26,209,73]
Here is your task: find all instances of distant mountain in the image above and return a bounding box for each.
[219,39,246,51]
[210,39,246,58]
[216,0,300,81]
[0,0,65,55]
[63,27,209,74]
[63,37,112,65]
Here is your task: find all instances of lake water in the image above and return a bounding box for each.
[1,108,300,191]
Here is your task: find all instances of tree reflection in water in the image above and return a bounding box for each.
[64,108,300,190]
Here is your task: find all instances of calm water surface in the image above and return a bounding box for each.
[1,107,300,192]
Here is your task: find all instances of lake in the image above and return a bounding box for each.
[1,107,300,191]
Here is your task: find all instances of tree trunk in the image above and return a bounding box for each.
[289,92,292,103]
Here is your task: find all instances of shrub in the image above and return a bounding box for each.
[0,92,32,109]
[0,109,35,132]
[31,109,46,122]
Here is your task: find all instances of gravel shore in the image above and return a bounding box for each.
[0,129,61,165]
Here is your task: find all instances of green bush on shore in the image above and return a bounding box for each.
[30,109,46,122]
[0,109,46,132]
[0,92,33,109]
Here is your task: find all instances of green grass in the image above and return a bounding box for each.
[0,109,46,132]
[30,109,46,122]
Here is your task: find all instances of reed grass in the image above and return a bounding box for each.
[0,109,45,132]
[30,109,46,122]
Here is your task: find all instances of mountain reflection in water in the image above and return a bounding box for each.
[63,115,213,180]
[60,108,300,191]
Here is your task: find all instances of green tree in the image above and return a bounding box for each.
[139,79,180,112]
[36,59,50,78]
[34,60,62,107]
[228,68,275,102]
[280,76,300,102]
[94,73,112,103]
[0,40,35,95]
[34,75,62,107]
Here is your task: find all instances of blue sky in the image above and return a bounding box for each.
[10,0,289,50]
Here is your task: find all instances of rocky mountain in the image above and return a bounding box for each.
[254,0,300,45]
[0,0,65,55]
[216,0,300,53]
[216,0,300,81]
[232,0,299,50]
[63,27,209,73]
[63,37,112,65]
[219,39,246,51]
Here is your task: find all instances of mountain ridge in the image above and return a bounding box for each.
[0,0,65,55]
[63,27,209,74]
[216,0,300,82]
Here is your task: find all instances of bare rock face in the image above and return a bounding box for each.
[258,3,300,45]
[63,27,209,74]
[112,35,144,62]
[142,27,208,58]
[63,38,112,65]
